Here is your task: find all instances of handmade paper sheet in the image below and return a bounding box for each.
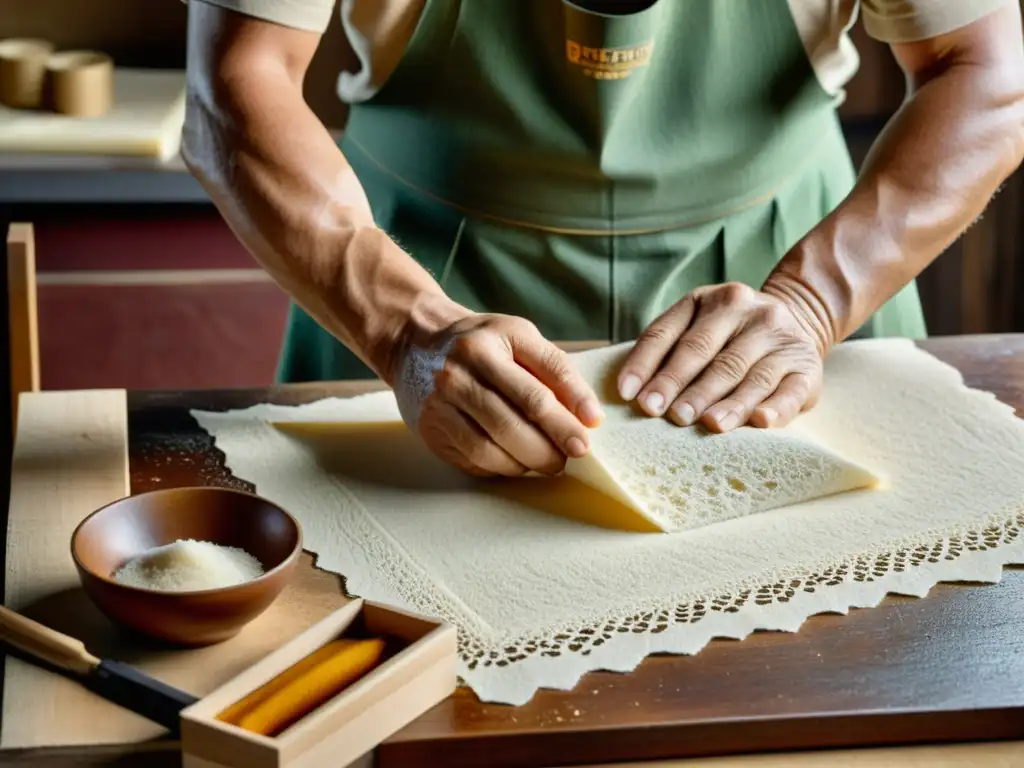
[193,340,1024,705]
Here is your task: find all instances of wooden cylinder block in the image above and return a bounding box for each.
[0,38,55,109]
[45,50,114,118]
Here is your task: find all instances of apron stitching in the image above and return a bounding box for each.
[440,216,467,288]
[609,182,617,343]
[345,133,827,237]
[439,0,466,70]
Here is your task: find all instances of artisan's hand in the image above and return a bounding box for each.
[393,309,605,477]
[618,283,829,432]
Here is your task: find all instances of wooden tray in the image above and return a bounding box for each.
[3,336,1024,767]
[181,599,457,768]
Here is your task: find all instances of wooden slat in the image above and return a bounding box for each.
[6,224,39,434]
[0,738,1021,768]
[1,389,130,748]
[580,740,1024,767]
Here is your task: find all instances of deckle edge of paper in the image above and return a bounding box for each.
[188,341,1024,706]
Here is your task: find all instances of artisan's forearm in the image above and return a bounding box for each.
[765,56,1024,347]
[181,69,462,383]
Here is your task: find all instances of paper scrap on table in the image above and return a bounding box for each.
[194,339,1024,706]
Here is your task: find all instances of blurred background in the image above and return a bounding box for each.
[0,0,1020,392]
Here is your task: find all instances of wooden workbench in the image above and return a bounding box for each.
[2,335,1024,767]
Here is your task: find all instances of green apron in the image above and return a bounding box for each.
[277,0,926,383]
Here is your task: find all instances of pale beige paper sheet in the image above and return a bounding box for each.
[193,339,1024,705]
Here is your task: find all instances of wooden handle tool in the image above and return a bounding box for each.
[0,605,198,733]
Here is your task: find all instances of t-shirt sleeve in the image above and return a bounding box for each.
[861,0,1013,43]
[187,0,336,34]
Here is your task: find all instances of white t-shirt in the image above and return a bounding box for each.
[187,0,1012,105]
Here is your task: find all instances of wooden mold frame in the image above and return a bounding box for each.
[180,599,457,768]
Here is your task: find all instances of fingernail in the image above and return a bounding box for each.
[578,399,605,426]
[673,403,695,426]
[619,375,641,401]
[758,407,777,426]
[716,410,741,431]
[644,392,665,415]
[566,436,588,458]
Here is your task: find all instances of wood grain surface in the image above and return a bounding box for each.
[594,741,1024,767]
[2,336,1024,767]
[1,390,130,745]
[5,223,39,432]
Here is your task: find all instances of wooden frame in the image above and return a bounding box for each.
[5,222,39,434]
[180,599,458,768]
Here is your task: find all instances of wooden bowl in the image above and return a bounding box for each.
[71,487,302,646]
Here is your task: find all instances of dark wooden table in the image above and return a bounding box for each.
[5,335,1024,767]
